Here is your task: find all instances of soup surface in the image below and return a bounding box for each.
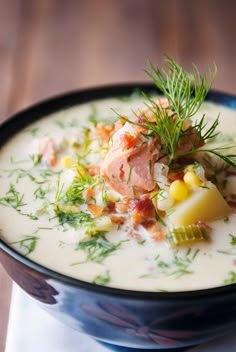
[0,94,236,292]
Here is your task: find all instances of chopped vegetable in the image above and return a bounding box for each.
[168,181,230,226]
[168,225,207,247]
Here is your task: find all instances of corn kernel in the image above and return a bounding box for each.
[184,171,201,189]
[169,180,188,201]
[61,155,75,168]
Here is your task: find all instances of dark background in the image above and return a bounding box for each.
[0,0,236,350]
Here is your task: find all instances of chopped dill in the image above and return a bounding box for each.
[74,234,124,263]
[11,234,39,255]
[54,207,94,229]
[92,270,111,286]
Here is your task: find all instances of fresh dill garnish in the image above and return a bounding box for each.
[141,248,198,279]
[54,207,94,229]
[121,57,236,169]
[0,184,25,209]
[64,163,99,204]
[30,154,42,166]
[74,234,124,263]
[26,127,39,136]
[92,270,111,286]
[224,271,236,285]
[11,234,39,255]
[217,234,236,255]
[55,119,78,129]
[34,184,50,200]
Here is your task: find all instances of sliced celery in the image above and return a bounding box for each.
[168,225,207,247]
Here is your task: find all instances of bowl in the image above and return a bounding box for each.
[1,84,236,350]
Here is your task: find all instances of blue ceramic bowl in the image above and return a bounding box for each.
[1,85,236,350]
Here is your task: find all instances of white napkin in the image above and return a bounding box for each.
[5,284,236,352]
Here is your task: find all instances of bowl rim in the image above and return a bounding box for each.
[1,83,236,300]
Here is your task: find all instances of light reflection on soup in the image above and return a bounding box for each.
[0,96,236,292]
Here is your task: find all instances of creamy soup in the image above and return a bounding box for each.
[0,94,236,292]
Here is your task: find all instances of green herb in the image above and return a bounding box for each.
[26,127,39,136]
[0,184,25,209]
[34,184,50,200]
[30,154,42,166]
[74,234,124,263]
[92,270,111,286]
[55,119,78,129]
[224,271,236,285]
[217,234,236,255]
[64,163,99,205]
[11,234,39,255]
[122,57,235,169]
[141,248,198,279]
[54,207,94,229]
[88,105,98,125]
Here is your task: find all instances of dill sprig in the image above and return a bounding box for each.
[54,207,94,229]
[129,57,236,169]
[75,234,124,263]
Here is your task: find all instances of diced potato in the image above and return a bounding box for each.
[168,181,230,226]
[88,216,114,235]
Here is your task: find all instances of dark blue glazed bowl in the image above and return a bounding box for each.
[1,85,236,350]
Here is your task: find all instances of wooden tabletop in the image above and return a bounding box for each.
[0,0,236,350]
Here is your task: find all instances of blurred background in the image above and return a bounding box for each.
[0,0,235,350]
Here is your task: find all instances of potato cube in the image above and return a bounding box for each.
[168,181,230,226]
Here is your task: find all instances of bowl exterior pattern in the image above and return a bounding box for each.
[1,249,236,349]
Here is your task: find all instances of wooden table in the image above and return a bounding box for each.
[0,1,235,350]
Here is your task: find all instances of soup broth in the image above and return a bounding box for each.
[0,95,236,292]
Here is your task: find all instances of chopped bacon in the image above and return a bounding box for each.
[41,138,57,167]
[142,219,164,241]
[87,204,104,217]
[83,188,95,199]
[129,196,155,226]
[115,197,130,213]
[127,229,142,241]
[104,201,116,214]
[227,201,236,209]
[96,123,115,143]
[225,170,236,177]
[168,170,184,183]
[111,215,126,225]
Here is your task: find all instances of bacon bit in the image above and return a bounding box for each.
[152,230,165,241]
[87,204,104,217]
[121,132,138,150]
[115,197,130,213]
[111,215,126,225]
[230,194,236,200]
[87,164,100,176]
[127,229,142,241]
[96,123,115,143]
[168,170,184,183]
[129,197,155,226]
[194,221,212,231]
[142,219,164,241]
[227,201,236,209]
[233,259,236,266]
[41,138,57,167]
[83,188,95,199]
[104,201,116,214]
[225,170,236,177]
